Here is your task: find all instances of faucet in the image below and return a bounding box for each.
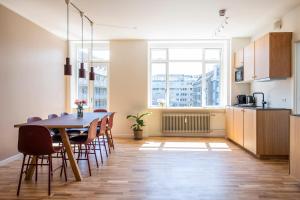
[253,92,267,108]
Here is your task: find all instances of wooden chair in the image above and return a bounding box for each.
[69,118,99,176]
[17,125,67,196]
[94,109,107,112]
[106,112,116,151]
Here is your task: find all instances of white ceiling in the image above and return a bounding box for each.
[1,0,300,40]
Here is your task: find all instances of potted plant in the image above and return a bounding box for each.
[126,112,151,140]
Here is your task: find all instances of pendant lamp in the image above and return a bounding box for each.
[89,21,95,80]
[64,0,72,75]
[79,11,86,78]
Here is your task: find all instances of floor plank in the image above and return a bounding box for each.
[1,137,300,200]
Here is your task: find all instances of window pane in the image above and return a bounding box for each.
[169,48,202,60]
[169,62,202,107]
[151,63,166,107]
[205,63,221,106]
[151,49,167,61]
[205,49,221,61]
[78,63,89,101]
[93,63,108,109]
[77,48,89,63]
[93,49,109,61]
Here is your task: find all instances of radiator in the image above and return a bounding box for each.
[162,113,211,134]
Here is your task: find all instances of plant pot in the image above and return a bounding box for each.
[134,130,143,140]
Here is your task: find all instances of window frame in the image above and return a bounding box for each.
[148,42,226,109]
[71,41,110,110]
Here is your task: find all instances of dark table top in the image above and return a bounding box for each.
[14,112,111,129]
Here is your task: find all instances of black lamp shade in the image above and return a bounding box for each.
[89,67,95,80]
[64,57,72,75]
[79,63,86,78]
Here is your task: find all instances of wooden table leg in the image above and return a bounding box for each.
[59,128,82,181]
[25,156,37,180]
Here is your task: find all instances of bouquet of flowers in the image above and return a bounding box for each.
[75,99,87,118]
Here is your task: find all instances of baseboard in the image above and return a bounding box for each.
[0,153,22,167]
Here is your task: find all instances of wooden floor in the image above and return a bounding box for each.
[1,137,300,200]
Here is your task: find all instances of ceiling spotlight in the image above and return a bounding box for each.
[219,9,226,17]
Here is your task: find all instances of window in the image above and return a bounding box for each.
[73,42,109,109]
[149,42,226,108]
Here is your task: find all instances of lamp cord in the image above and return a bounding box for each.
[81,12,84,64]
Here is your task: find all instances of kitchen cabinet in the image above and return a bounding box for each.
[254,32,292,80]
[226,107,290,158]
[243,42,255,81]
[234,48,244,68]
[225,107,234,140]
[233,107,244,146]
[290,115,300,180]
[243,109,256,154]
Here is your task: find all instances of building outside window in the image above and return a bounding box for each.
[149,41,227,108]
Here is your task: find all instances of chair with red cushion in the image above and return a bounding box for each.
[106,112,116,151]
[69,118,99,176]
[17,125,67,196]
[94,109,107,112]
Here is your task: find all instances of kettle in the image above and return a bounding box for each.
[246,96,254,104]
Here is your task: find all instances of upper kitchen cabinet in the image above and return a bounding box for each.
[244,42,255,82]
[234,48,244,68]
[254,32,292,80]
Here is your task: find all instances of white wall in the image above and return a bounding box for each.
[250,5,300,109]
[0,5,66,160]
[109,40,225,137]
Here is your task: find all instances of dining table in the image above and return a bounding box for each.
[14,112,111,181]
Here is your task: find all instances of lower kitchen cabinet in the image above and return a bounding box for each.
[233,107,244,146]
[243,109,256,154]
[225,107,234,140]
[290,115,300,180]
[226,107,290,158]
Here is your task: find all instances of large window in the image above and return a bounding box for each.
[73,42,109,109]
[149,42,226,108]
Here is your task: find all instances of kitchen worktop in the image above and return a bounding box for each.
[230,105,291,110]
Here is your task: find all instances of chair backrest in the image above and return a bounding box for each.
[61,112,69,116]
[27,117,42,123]
[48,114,58,119]
[94,109,107,113]
[86,118,100,144]
[108,112,115,129]
[98,116,108,135]
[18,125,55,155]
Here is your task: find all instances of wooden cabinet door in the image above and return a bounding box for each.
[234,49,244,68]
[290,116,300,180]
[244,42,255,81]
[226,107,234,140]
[255,34,270,79]
[269,32,292,78]
[243,109,257,154]
[233,108,244,146]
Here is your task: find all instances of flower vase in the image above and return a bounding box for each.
[77,108,83,118]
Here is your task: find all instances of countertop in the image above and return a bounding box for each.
[230,105,291,110]
[291,114,300,117]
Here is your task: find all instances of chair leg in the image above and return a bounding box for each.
[92,142,99,168]
[85,145,92,176]
[102,135,109,157]
[17,154,26,196]
[48,155,52,196]
[35,157,38,182]
[97,137,103,164]
[62,151,68,182]
[25,155,31,174]
[110,130,115,150]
